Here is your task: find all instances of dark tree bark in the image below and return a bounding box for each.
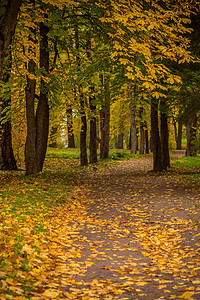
[49,127,57,148]
[160,100,170,170]
[139,107,144,155]
[100,74,110,159]
[173,120,178,147]
[25,55,37,175]
[129,82,137,154]
[35,21,49,172]
[89,94,97,164]
[25,17,49,175]
[80,97,88,166]
[0,103,18,170]
[67,108,75,148]
[0,0,21,170]
[117,133,124,149]
[174,120,182,150]
[177,122,182,150]
[144,128,149,154]
[186,115,198,156]
[151,100,162,171]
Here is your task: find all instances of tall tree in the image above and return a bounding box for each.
[151,99,162,171]
[25,6,50,175]
[100,74,110,159]
[0,0,22,170]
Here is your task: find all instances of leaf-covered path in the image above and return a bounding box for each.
[62,153,200,299]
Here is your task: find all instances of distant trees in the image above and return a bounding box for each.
[0,0,199,174]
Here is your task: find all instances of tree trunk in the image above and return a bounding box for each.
[151,100,162,171]
[67,108,75,148]
[177,122,182,150]
[80,97,88,166]
[25,57,37,175]
[139,107,144,155]
[128,82,137,154]
[186,115,197,156]
[100,74,110,159]
[129,103,137,154]
[0,104,17,170]
[160,101,170,170]
[49,127,57,148]
[144,128,149,154]
[35,20,49,172]
[117,133,124,149]
[0,0,21,170]
[25,17,49,175]
[89,94,97,164]
[173,120,178,148]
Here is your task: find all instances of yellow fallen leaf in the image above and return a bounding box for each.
[6,278,17,285]
[191,270,197,276]
[136,281,148,286]
[178,291,194,299]
[192,280,200,284]
[42,289,60,298]
[112,288,124,295]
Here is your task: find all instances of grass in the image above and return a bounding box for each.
[0,157,83,298]
[46,147,146,161]
[170,154,200,188]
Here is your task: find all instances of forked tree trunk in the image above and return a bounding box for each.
[0,0,21,170]
[151,100,162,171]
[25,18,49,175]
[100,74,110,159]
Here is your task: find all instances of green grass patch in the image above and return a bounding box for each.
[47,147,146,161]
[170,155,200,188]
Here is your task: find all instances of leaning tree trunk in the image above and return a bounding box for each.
[160,100,170,170]
[151,99,162,171]
[89,93,97,164]
[100,74,110,159]
[0,0,21,170]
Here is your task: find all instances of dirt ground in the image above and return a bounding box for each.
[62,152,200,299]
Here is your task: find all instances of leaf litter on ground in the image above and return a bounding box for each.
[0,154,200,299]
